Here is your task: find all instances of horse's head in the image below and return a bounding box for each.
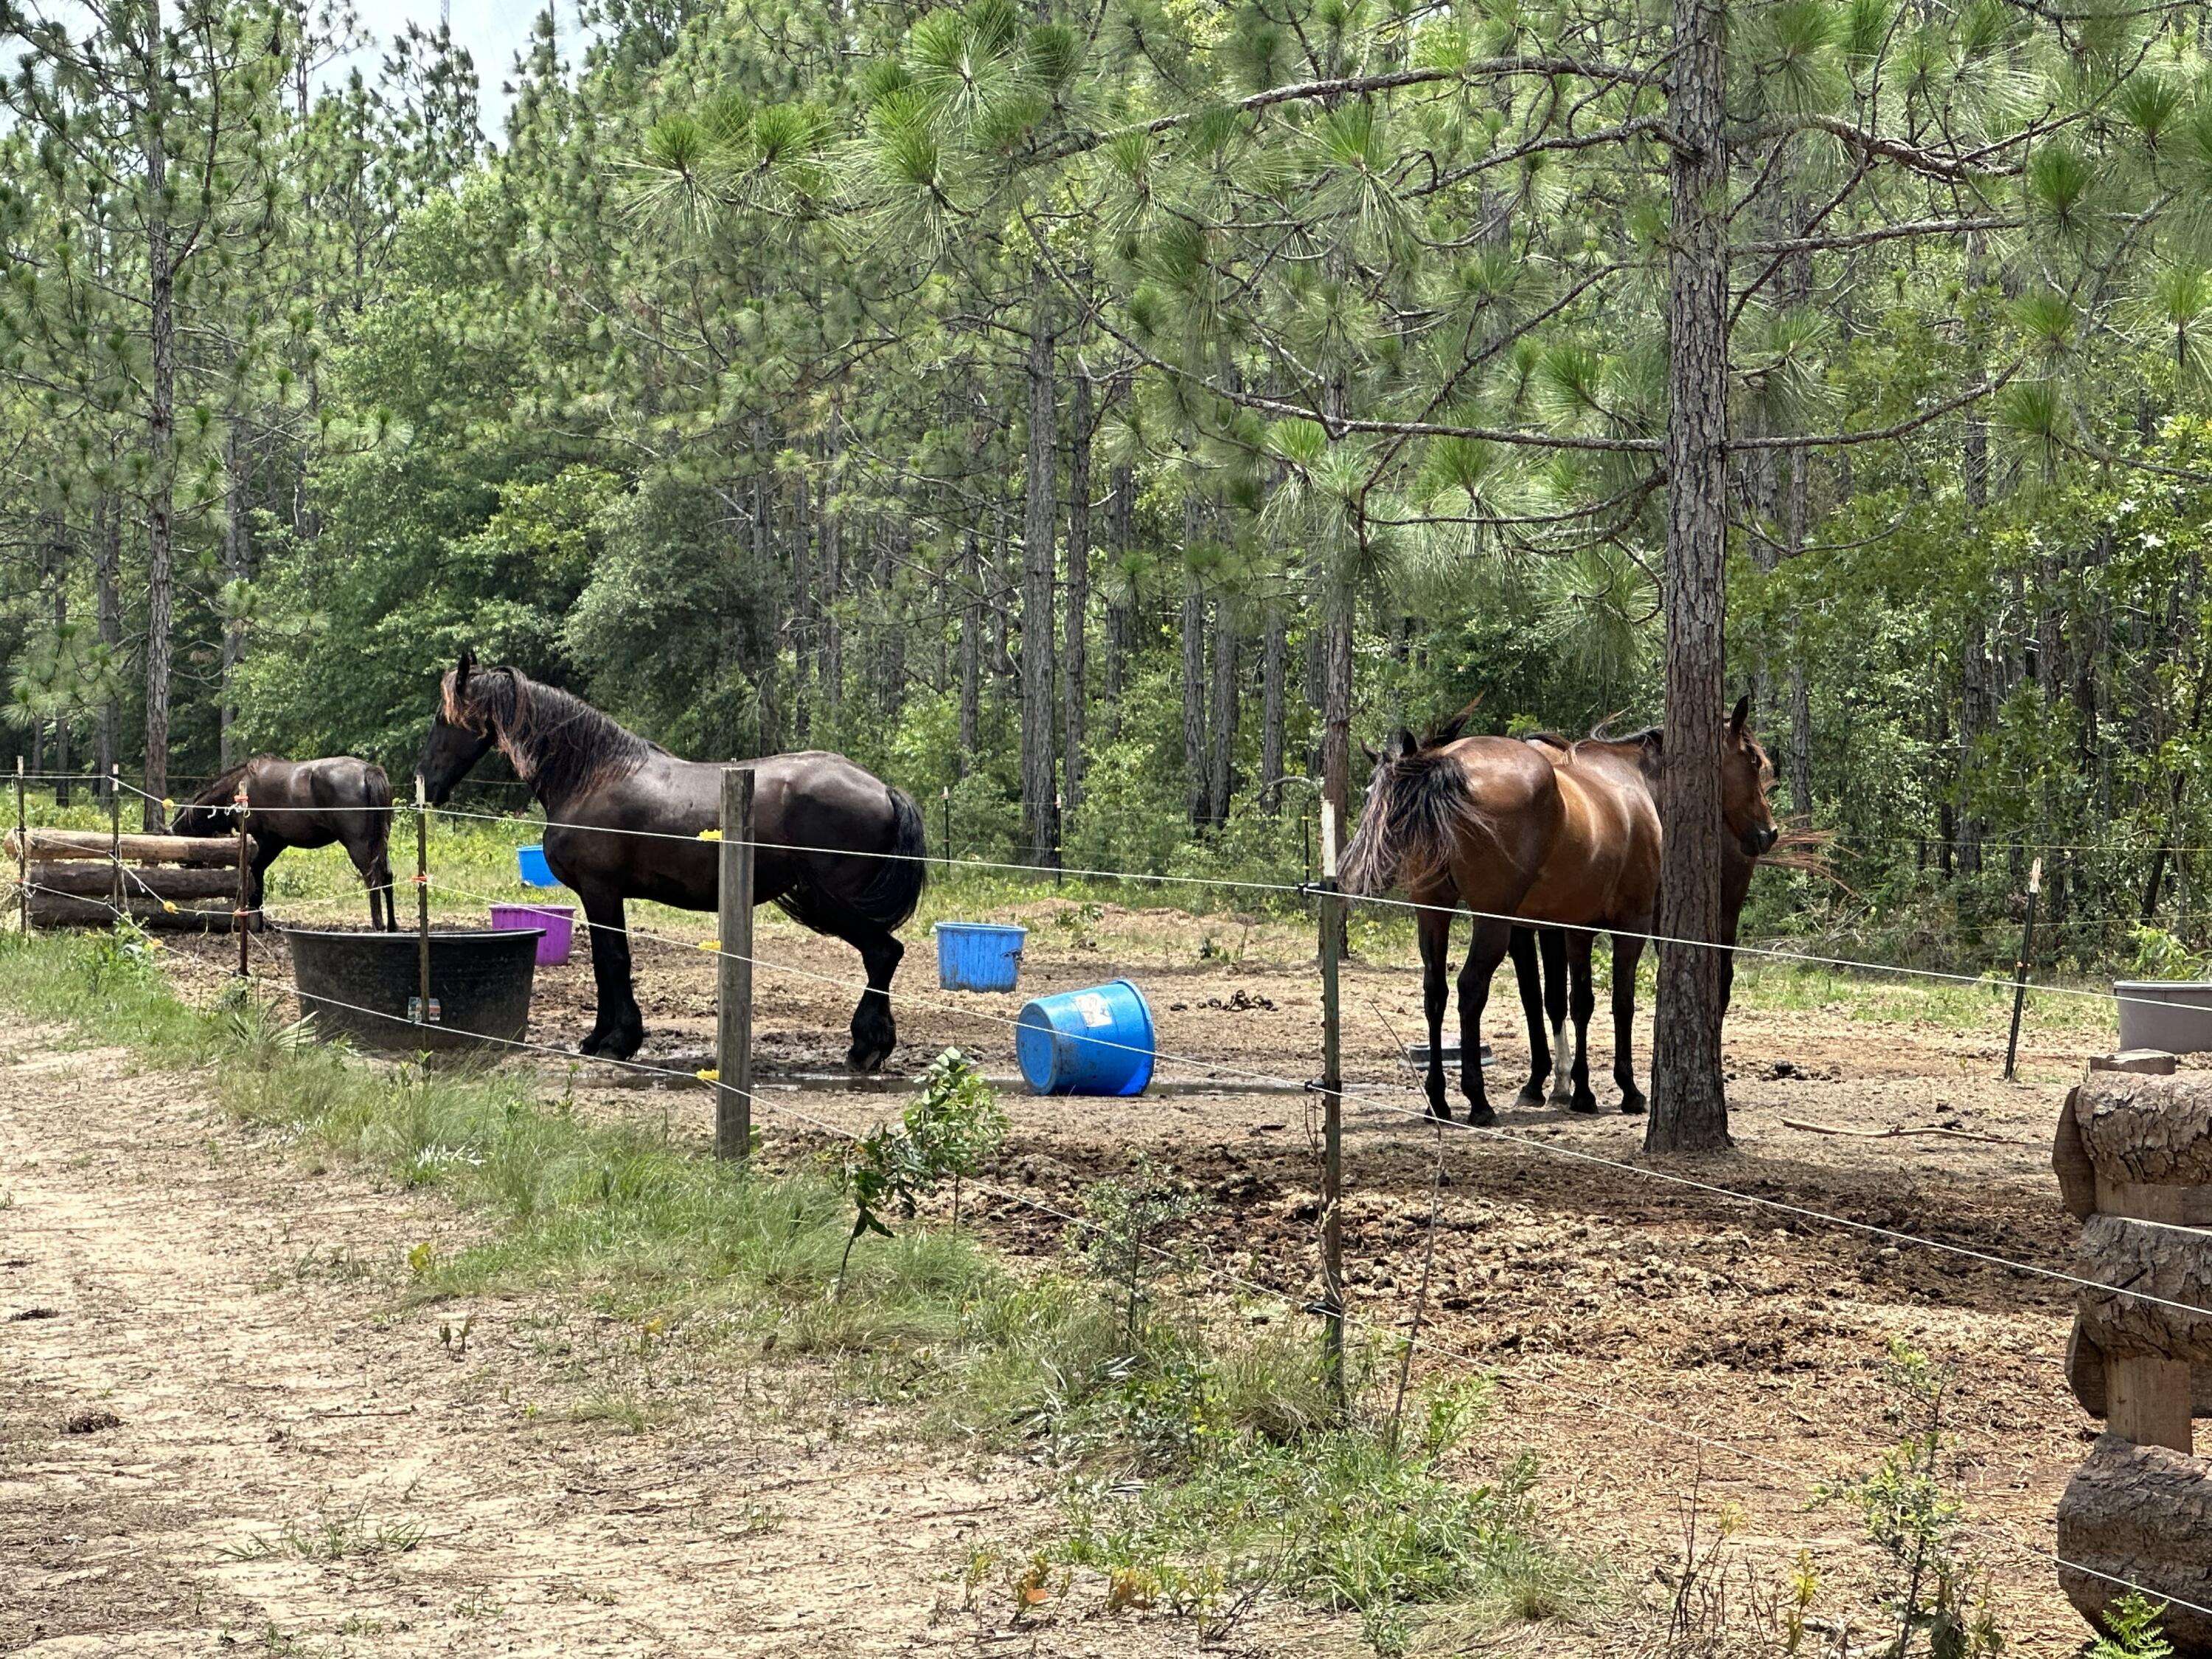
[418,650,505,805]
[1722,695,1778,860]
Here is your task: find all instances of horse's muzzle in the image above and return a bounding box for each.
[1742,825,1779,858]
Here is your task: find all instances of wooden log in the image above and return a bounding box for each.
[2056,1433,2212,1654]
[4,827,253,866]
[2093,1050,2180,1076]
[24,893,242,931]
[2056,1086,2098,1221]
[2078,1214,2212,1450]
[2070,1318,2212,1419]
[2076,1071,2212,1189]
[25,863,237,900]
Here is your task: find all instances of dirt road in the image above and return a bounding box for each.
[0,1029,1319,1658]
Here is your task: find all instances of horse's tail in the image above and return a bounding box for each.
[361,762,394,845]
[776,783,928,939]
[1340,750,1495,898]
[850,785,928,930]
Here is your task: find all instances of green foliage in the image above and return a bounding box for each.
[2091,1592,2174,1659]
[836,1048,1009,1279]
[1818,1341,2003,1659]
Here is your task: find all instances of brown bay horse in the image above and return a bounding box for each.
[1344,700,1775,1124]
[417,654,926,1067]
[173,757,397,929]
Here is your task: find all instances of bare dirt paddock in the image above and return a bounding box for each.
[77,899,2132,1652]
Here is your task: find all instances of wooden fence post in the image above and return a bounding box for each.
[716,767,756,1163]
[234,787,249,977]
[414,776,433,1027]
[14,757,25,934]
[108,766,122,920]
[2004,855,2042,1082]
[1318,799,1346,1414]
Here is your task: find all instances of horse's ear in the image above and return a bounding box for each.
[1382,727,1417,762]
[1427,694,1484,748]
[1728,695,1751,739]
[456,650,475,685]
[1359,738,1379,765]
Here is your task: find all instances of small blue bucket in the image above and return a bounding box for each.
[517,844,560,888]
[1016,979,1155,1096]
[935,922,1026,992]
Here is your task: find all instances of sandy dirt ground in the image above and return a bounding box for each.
[151,895,2149,1654]
[0,1020,1345,1658]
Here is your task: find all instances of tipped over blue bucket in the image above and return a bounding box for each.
[1016,980,1155,1096]
[936,922,1026,992]
[517,844,559,887]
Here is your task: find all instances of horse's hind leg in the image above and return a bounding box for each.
[1508,928,1548,1106]
[1417,905,1453,1121]
[349,835,392,931]
[1565,930,1599,1114]
[578,891,645,1059]
[1611,931,1647,1114]
[1455,918,1511,1127]
[845,925,904,1074]
[1541,928,1570,1101]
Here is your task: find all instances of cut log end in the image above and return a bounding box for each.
[2056,1434,2212,1655]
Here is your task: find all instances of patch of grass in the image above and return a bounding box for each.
[219,1502,426,1563]
[565,1391,667,1434]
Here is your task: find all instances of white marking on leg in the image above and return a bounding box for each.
[1551,1020,1571,1097]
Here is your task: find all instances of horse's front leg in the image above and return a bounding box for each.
[577,891,644,1059]
[244,846,277,932]
[1565,930,1599,1114]
[1416,905,1453,1121]
[1507,927,1548,1107]
[1612,931,1647,1114]
[1456,919,1511,1127]
[846,926,905,1073]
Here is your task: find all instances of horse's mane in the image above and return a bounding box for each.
[445,665,667,803]
[185,757,274,809]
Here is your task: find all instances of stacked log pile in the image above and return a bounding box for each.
[3,827,256,931]
[2054,1057,2212,1652]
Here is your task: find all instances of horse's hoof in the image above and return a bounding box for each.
[1425,1099,1453,1123]
[1464,1103,1498,1127]
[1619,1093,1648,1116]
[846,1043,891,1074]
[1515,1085,1545,1108]
[1570,1096,1601,1116]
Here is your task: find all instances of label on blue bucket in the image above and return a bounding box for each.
[1074,992,1113,1028]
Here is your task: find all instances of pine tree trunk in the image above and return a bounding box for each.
[1064,366,1091,816]
[1181,494,1209,830]
[142,83,177,832]
[1646,0,1733,1154]
[1208,595,1239,824]
[94,490,119,790]
[1105,463,1134,742]
[220,421,249,771]
[959,529,981,773]
[1260,605,1287,815]
[821,417,844,734]
[1020,271,1060,866]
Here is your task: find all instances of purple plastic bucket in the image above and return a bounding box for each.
[490,902,576,966]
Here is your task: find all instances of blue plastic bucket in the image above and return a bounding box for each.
[935,922,1026,992]
[517,844,560,888]
[1016,979,1155,1096]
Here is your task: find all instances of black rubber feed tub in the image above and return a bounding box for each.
[288,928,543,1055]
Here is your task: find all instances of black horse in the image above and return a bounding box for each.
[416,653,926,1067]
[173,756,397,929]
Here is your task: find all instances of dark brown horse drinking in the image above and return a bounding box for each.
[1343,700,1775,1124]
[416,654,925,1067]
[173,757,397,929]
